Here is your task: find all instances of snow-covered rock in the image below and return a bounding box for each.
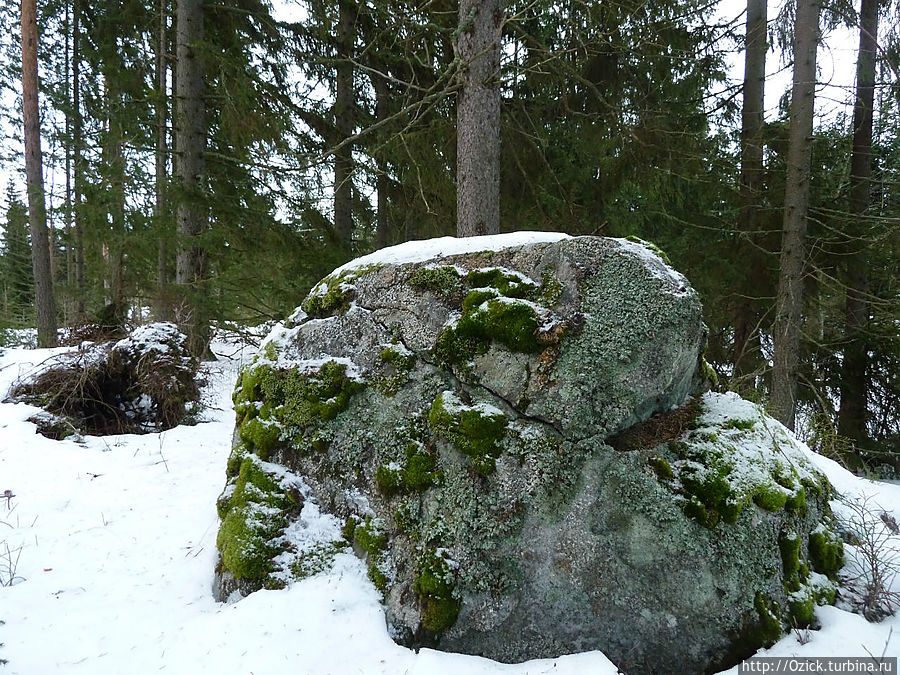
[212,234,843,673]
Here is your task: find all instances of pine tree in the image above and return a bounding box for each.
[1,186,34,325]
[21,0,57,347]
[456,0,502,237]
[771,0,821,429]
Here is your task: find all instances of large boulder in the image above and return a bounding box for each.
[213,234,843,673]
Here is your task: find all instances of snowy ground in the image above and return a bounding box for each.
[1,335,898,674]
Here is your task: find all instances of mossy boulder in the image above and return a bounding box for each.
[212,234,843,673]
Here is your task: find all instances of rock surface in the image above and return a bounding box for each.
[213,234,843,673]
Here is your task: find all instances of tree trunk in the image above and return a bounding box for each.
[333,0,357,249]
[837,0,879,448]
[771,0,820,429]
[456,0,501,237]
[102,85,127,314]
[20,0,57,347]
[732,0,767,390]
[372,71,390,249]
[72,0,85,317]
[64,0,73,324]
[175,0,210,357]
[155,0,172,321]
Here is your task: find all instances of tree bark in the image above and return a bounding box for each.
[64,0,73,323]
[20,0,57,347]
[333,0,357,249]
[456,0,501,237]
[372,71,390,249]
[155,0,172,320]
[837,0,879,447]
[732,0,767,389]
[175,0,210,357]
[72,0,85,317]
[771,0,820,429]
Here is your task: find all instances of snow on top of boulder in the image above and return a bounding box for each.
[613,237,692,297]
[697,391,819,489]
[331,231,571,275]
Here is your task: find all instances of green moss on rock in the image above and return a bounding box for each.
[753,484,788,512]
[374,346,415,397]
[216,458,301,584]
[409,266,463,298]
[354,516,388,555]
[809,527,844,579]
[238,416,282,461]
[429,391,507,475]
[431,266,565,370]
[754,593,783,647]
[301,267,379,318]
[414,549,461,633]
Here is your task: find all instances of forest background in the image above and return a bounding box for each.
[0,0,897,473]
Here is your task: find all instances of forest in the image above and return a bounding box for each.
[0,0,898,472]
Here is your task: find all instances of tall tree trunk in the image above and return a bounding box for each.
[372,71,390,249]
[837,0,879,448]
[20,0,57,347]
[771,0,820,429]
[175,0,210,357]
[732,0,767,390]
[333,0,357,249]
[72,0,85,317]
[102,86,126,316]
[155,0,172,320]
[64,0,73,324]
[456,0,501,237]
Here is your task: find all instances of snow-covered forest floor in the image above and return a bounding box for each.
[1,333,899,674]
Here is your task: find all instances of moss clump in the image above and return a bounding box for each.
[414,549,461,633]
[779,531,803,591]
[409,266,463,298]
[225,443,250,478]
[429,392,507,476]
[350,516,391,593]
[353,516,388,556]
[753,484,788,512]
[342,515,360,541]
[465,268,538,299]
[405,451,439,490]
[701,358,719,387]
[648,456,673,480]
[376,464,404,496]
[724,418,755,431]
[785,486,807,516]
[260,360,362,432]
[457,298,543,354]
[754,593,784,647]
[238,416,282,461]
[376,443,439,497]
[374,346,416,397]
[431,267,565,370]
[679,463,741,527]
[809,528,844,579]
[216,458,301,583]
[301,266,379,319]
